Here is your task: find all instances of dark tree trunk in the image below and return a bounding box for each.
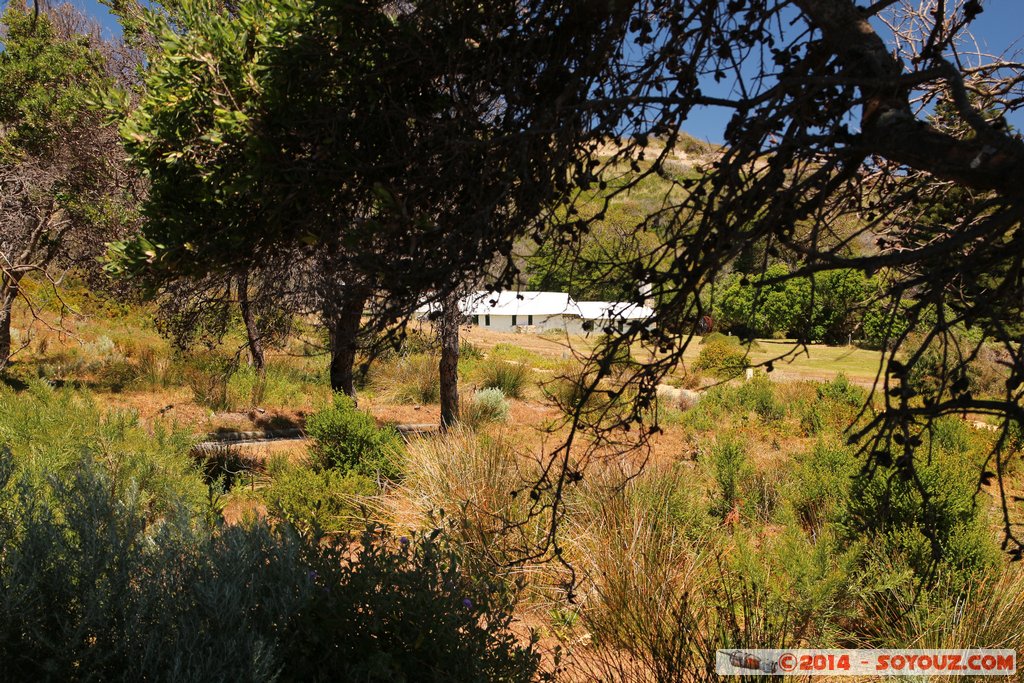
[0,277,18,373]
[328,283,369,399]
[236,271,265,373]
[438,291,461,431]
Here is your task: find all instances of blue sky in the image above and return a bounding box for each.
[22,0,1024,142]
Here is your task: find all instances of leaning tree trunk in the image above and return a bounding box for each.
[236,271,265,373]
[0,278,18,373]
[328,283,370,399]
[438,291,461,431]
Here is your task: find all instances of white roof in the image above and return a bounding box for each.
[576,300,654,320]
[465,290,577,317]
[416,290,653,321]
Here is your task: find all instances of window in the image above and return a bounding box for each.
[528,314,533,325]
[473,315,480,325]
[512,314,517,326]
[485,314,490,326]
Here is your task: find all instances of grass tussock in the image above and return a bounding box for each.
[475,357,532,399]
[370,353,441,404]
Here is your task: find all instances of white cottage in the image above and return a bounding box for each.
[417,290,654,334]
[465,291,579,331]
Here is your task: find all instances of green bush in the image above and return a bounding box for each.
[699,331,733,346]
[905,333,1008,401]
[459,339,484,361]
[841,453,997,583]
[693,339,747,379]
[0,449,540,682]
[544,361,602,415]
[790,439,860,536]
[476,357,531,399]
[861,299,911,350]
[263,464,377,535]
[462,388,510,427]
[735,374,784,422]
[817,373,864,407]
[306,394,404,480]
[708,435,752,518]
[0,382,204,516]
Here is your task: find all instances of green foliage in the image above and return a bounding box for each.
[306,394,403,480]
[227,364,308,409]
[708,435,752,517]
[0,449,540,682]
[717,264,802,339]
[627,464,717,543]
[0,5,108,158]
[816,372,864,407]
[693,338,747,378]
[459,339,483,361]
[716,265,872,343]
[698,331,733,346]
[905,332,1009,400]
[462,388,510,427]
[735,374,785,422]
[789,439,861,536]
[788,432,998,586]
[0,382,205,515]
[263,462,377,535]
[476,357,531,399]
[861,298,911,350]
[795,375,865,436]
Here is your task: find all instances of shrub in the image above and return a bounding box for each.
[736,374,784,422]
[817,373,864,407]
[305,394,404,480]
[627,464,716,543]
[371,353,440,404]
[94,357,142,392]
[476,357,531,399]
[708,435,752,518]
[543,361,607,417]
[263,465,377,535]
[693,338,747,379]
[462,388,510,427]
[699,331,733,346]
[0,382,204,516]
[838,432,998,583]
[395,427,537,565]
[193,442,265,492]
[905,333,1008,401]
[861,299,911,350]
[790,439,859,536]
[0,449,541,682]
